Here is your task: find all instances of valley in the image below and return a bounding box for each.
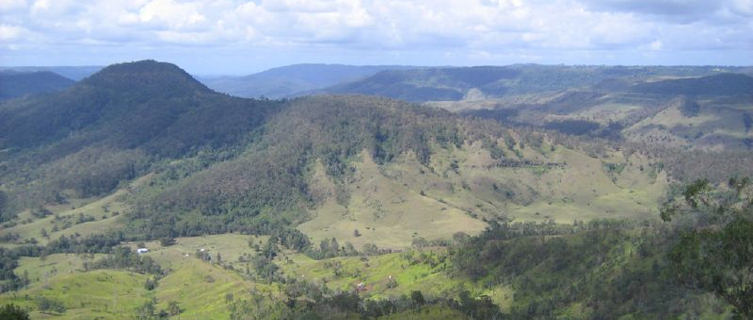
[0,60,751,319]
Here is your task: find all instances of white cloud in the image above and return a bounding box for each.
[0,24,26,40]
[1,0,751,68]
[650,40,663,50]
[0,0,27,11]
[138,0,207,30]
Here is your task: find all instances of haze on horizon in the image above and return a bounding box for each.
[1,0,752,75]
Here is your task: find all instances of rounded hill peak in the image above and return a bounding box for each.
[81,60,210,96]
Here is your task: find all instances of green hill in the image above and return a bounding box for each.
[0,60,283,219]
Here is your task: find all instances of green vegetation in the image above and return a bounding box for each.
[1,60,752,319]
[0,303,30,320]
[661,177,753,318]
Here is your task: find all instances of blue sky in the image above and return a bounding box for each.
[1,0,752,75]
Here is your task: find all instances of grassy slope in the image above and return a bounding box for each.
[154,257,274,319]
[0,269,152,320]
[2,236,480,319]
[625,101,753,150]
[277,249,513,310]
[127,234,280,319]
[126,234,268,272]
[1,137,668,251]
[14,254,105,285]
[418,139,665,224]
[300,140,667,249]
[0,176,152,246]
[299,151,487,249]
[1,235,278,319]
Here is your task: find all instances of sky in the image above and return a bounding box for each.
[1,0,752,75]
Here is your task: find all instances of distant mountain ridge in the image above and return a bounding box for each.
[0,65,102,81]
[200,63,416,98]
[320,64,753,102]
[0,70,75,100]
[323,66,519,102]
[630,73,753,96]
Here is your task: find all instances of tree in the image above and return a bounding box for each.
[0,191,8,221]
[168,301,181,316]
[135,299,156,320]
[410,290,425,309]
[36,297,66,313]
[0,304,30,320]
[144,278,157,290]
[661,178,753,319]
[159,237,176,246]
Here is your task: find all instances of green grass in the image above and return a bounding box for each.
[0,269,152,319]
[277,249,510,308]
[0,181,135,246]
[299,151,487,249]
[124,233,267,272]
[132,234,280,318]
[14,254,105,285]
[154,256,278,320]
[300,140,668,249]
[2,234,278,320]
[624,100,753,149]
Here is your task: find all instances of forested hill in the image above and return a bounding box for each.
[0,71,74,100]
[0,60,282,155]
[0,60,284,218]
[80,60,211,96]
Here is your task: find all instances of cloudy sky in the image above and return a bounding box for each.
[1,0,752,74]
